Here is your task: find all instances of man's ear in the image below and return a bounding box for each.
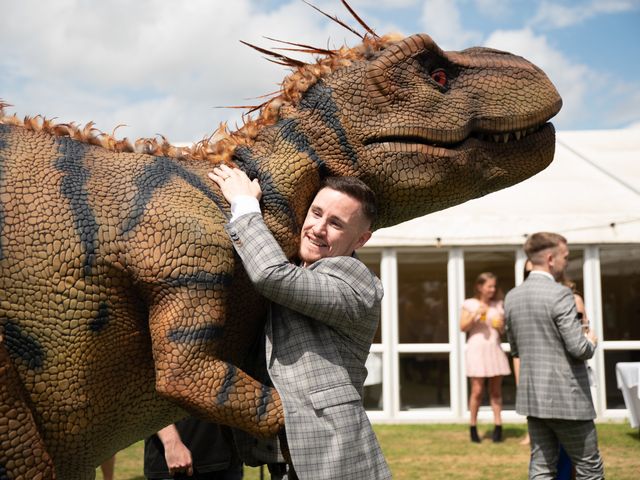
[354,230,372,251]
[545,250,555,267]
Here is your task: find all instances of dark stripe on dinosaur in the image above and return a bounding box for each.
[232,146,260,178]
[88,301,110,332]
[121,156,229,234]
[54,139,99,275]
[299,82,359,166]
[277,119,329,177]
[163,271,233,289]
[51,139,113,336]
[233,146,299,234]
[2,320,44,370]
[216,363,237,406]
[0,130,6,260]
[255,383,272,422]
[167,324,225,343]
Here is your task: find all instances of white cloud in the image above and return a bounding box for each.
[0,0,357,142]
[483,28,592,129]
[472,0,513,20]
[530,0,637,29]
[418,0,483,50]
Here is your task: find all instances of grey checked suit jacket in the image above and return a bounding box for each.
[504,273,596,420]
[226,213,391,480]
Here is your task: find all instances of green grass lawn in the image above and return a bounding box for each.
[97,423,639,480]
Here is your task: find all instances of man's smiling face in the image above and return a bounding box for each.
[298,187,372,267]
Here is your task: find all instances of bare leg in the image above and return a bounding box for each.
[489,376,504,442]
[468,377,485,442]
[100,455,116,480]
[488,375,503,426]
[469,377,485,426]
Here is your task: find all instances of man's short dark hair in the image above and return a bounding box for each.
[321,177,377,227]
[524,232,567,263]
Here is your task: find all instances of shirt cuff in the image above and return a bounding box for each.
[230,195,261,221]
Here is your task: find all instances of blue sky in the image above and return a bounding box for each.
[1,0,639,142]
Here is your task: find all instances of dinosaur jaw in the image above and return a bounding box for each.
[362,123,556,228]
[363,122,554,155]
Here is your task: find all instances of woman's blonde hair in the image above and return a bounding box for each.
[473,272,498,300]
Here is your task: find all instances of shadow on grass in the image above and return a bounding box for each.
[476,425,527,441]
[626,429,640,441]
[503,426,527,440]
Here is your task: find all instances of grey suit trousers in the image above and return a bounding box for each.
[528,416,604,480]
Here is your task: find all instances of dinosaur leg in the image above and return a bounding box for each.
[0,334,56,480]
[138,255,285,439]
[154,353,284,439]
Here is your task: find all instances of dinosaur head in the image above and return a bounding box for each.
[264,33,561,229]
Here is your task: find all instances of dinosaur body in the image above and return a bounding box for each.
[1,28,561,480]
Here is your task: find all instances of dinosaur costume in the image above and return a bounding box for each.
[0,5,562,479]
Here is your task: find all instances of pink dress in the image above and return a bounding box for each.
[463,298,511,378]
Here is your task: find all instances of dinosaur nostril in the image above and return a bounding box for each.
[365,33,440,108]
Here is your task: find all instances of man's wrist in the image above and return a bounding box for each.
[230,195,261,221]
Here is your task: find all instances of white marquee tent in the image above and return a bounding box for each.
[369,129,640,247]
[363,129,639,423]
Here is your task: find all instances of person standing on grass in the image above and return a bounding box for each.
[505,232,603,479]
[460,272,511,443]
[209,166,391,480]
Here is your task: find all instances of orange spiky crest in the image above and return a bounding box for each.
[205,32,401,165]
[0,11,403,167]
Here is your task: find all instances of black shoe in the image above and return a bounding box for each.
[492,425,503,442]
[470,426,481,443]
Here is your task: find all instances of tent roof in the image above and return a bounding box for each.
[368,129,640,247]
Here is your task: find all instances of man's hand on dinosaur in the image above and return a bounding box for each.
[208,165,262,204]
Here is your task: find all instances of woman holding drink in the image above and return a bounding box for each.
[460,272,511,443]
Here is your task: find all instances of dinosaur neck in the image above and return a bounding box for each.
[232,120,324,259]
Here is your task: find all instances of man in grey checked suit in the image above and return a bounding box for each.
[505,232,603,479]
[209,165,391,480]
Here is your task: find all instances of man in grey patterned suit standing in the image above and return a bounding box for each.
[505,232,603,479]
[209,165,391,480]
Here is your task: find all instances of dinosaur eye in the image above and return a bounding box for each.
[430,69,447,87]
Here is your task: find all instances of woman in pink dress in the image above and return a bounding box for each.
[460,272,511,443]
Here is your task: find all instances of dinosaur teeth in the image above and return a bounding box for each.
[478,129,530,143]
[469,126,540,143]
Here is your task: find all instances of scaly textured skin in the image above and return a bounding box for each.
[0,335,55,479]
[0,32,561,479]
